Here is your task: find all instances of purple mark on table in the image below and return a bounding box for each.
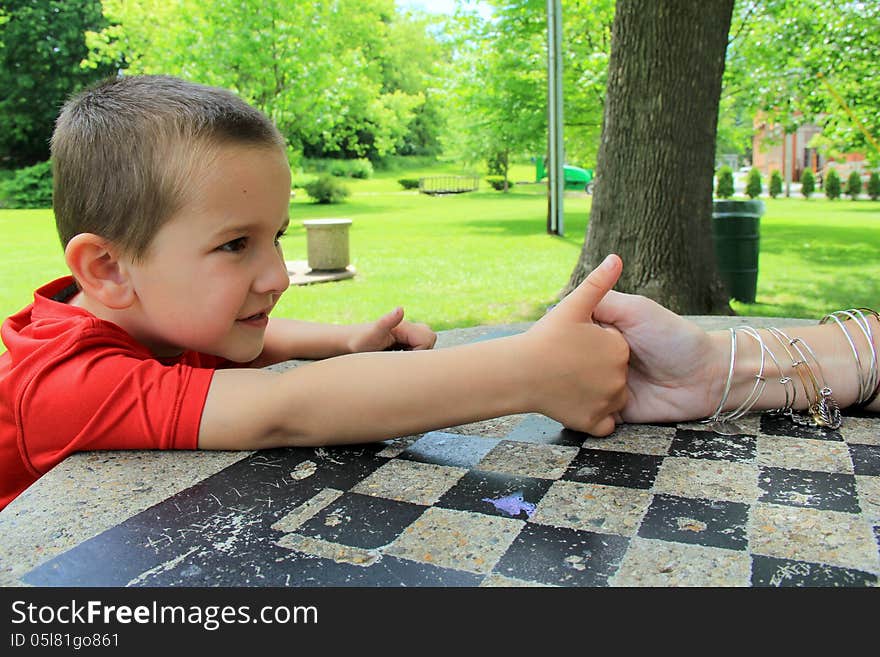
[481,492,536,518]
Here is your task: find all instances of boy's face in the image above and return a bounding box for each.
[124,144,292,362]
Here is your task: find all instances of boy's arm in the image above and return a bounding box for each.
[199,255,629,449]
[250,308,436,366]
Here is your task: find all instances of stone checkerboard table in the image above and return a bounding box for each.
[2,318,878,587]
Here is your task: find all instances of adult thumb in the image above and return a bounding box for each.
[549,254,622,323]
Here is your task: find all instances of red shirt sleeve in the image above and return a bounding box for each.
[16,328,216,477]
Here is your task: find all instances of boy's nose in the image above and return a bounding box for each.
[255,248,291,296]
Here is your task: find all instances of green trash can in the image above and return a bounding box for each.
[711,199,764,303]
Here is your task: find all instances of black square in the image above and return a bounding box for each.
[758,467,861,513]
[296,492,427,549]
[492,523,629,586]
[504,414,587,446]
[760,413,844,442]
[751,555,878,587]
[399,431,501,468]
[638,494,749,550]
[436,470,553,520]
[275,552,483,587]
[670,429,756,462]
[849,443,880,476]
[562,448,662,489]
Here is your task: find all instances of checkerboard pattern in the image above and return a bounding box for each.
[23,409,880,587]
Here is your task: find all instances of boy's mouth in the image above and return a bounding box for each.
[237,306,273,324]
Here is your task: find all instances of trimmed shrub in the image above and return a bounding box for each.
[800,169,815,198]
[845,170,863,200]
[824,168,841,200]
[746,167,762,199]
[0,160,53,208]
[397,178,420,190]
[769,170,783,198]
[303,175,350,204]
[715,166,734,198]
[304,158,374,179]
[868,171,880,201]
[485,175,513,191]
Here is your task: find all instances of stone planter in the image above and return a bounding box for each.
[303,218,351,271]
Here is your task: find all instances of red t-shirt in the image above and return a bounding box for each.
[0,277,226,511]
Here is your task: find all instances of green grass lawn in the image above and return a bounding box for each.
[1,172,878,353]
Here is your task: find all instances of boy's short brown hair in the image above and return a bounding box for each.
[51,74,285,260]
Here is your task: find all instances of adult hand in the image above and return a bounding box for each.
[348,307,437,353]
[522,254,630,436]
[592,290,728,423]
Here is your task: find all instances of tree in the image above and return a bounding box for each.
[868,171,880,201]
[0,0,117,167]
[769,169,783,198]
[800,169,815,198]
[716,166,734,199]
[824,168,841,200]
[721,1,880,165]
[746,167,762,199]
[447,0,615,175]
[565,0,734,314]
[845,170,862,200]
[84,0,439,161]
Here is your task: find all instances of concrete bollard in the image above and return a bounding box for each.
[303,218,352,271]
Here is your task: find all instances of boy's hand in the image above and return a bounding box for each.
[348,307,437,353]
[592,291,726,423]
[521,254,629,436]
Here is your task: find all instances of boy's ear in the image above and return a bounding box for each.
[64,233,135,309]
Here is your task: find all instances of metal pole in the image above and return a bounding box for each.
[547,0,564,235]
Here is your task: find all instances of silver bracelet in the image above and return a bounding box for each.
[770,328,842,429]
[820,308,879,405]
[721,327,766,423]
[756,328,797,416]
[705,328,737,430]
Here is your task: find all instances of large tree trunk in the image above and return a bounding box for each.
[564,0,734,314]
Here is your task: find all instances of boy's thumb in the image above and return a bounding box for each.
[549,254,622,323]
[376,306,405,330]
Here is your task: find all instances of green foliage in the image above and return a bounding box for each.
[722,1,880,157]
[769,170,783,198]
[485,176,514,192]
[446,0,613,170]
[85,0,444,161]
[397,178,420,190]
[0,0,117,167]
[800,169,815,197]
[746,168,763,199]
[304,158,374,180]
[846,171,863,200]
[868,171,880,201]
[715,166,734,198]
[824,168,841,200]
[0,161,53,209]
[303,175,350,204]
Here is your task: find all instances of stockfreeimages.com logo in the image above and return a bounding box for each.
[11,599,317,632]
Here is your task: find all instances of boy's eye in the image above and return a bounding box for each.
[274,229,287,246]
[218,237,248,253]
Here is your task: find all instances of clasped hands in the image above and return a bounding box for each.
[354,253,718,436]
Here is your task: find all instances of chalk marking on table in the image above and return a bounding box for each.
[126,547,201,586]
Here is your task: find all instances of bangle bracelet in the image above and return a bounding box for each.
[783,330,842,429]
[757,328,797,417]
[766,327,842,429]
[705,328,737,432]
[722,327,767,423]
[820,308,879,406]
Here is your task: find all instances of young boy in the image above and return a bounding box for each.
[0,75,629,511]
